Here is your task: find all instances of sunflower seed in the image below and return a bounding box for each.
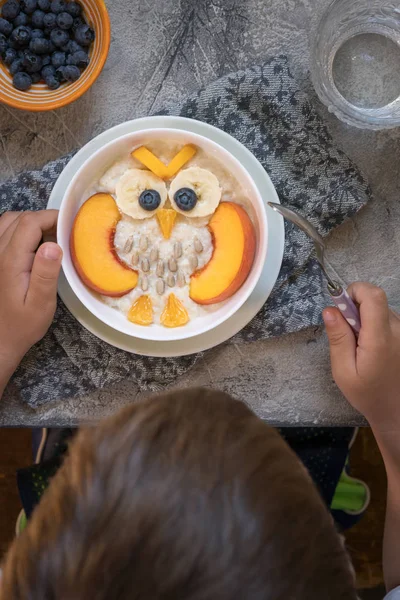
[141,258,150,272]
[140,276,149,292]
[173,241,182,259]
[168,258,178,272]
[139,236,148,251]
[189,255,198,271]
[156,260,165,277]
[150,247,159,262]
[131,251,140,266]
[194,237,203,253]
[156,279,165,295]
[123,237,133,253]
[176,271,186,287]
[166,273,175,287]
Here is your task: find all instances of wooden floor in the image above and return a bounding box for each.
[0,428,32,558]
[0,427,386,592]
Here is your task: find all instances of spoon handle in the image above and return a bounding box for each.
[330,288,361,334]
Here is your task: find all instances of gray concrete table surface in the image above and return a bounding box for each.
[1,0,399,427]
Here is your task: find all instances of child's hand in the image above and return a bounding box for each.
[0,210,62,370]
[323,282,400,434]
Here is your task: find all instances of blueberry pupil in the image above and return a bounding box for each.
[139,189,161,211]
[174,187,197,211]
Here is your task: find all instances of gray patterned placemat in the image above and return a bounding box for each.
[1,57,371,407]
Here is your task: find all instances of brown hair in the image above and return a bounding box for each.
[1,388,356,600]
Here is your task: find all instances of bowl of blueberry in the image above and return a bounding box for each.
[0,0,110,110]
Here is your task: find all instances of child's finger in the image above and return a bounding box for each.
[347,282,390,346]
[323,307,356,380]
[26,242,62,309]
[0,212,21,251]
[7,210,59,267]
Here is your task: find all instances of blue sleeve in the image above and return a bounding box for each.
[385,587,400,599]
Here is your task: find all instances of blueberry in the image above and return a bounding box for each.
[139,190,162,212]
[1,1,20,21]
[3,46,17,65]
[30,70,41,82]
[38,0,50,9]
[43,12,56,28]
[74,24,94,46]
[21,0,37,14]
[67,49,88,67]
[174,188,198,211]
[41,53,50,65]
[13,11,29,26]
[57,11,72,29]
[41,63,54,77]
[51,50,65,66]
[10,25,32,47]
[30,37,51,53]
[55,64,66,80]
[66,1,81,17]
[44,73,59,88]
[71,15,84,31]
[0,17,12,36]
[13,71,32,90]
[9,57,23,74]
[63,63,79,81]
[22,51,42,72]
[31,8,45,26]
[66,39,82,53]
[50,27,69,47]
[0,33,7,55]
[50,0,66,13]
[31,28,44,38]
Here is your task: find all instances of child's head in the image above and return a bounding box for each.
[1,388,356,600]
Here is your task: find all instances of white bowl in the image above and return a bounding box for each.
[58,127,269,342]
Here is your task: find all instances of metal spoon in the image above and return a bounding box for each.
[268,202,361,333]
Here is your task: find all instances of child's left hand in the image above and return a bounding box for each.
[0,210,62,373]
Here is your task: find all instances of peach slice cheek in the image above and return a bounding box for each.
[70,193,138,297]
[189,202,256,305]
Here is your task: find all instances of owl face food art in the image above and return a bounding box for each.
[70,141,257,328]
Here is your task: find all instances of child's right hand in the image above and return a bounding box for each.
[323,282,400,434]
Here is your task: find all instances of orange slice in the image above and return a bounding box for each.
[128,295,153,326]
[160,294,189,327]
[131,147,168,179]
[165,144,197,179]
[156,208,177,239]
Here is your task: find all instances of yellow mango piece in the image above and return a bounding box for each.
[165,144,197,179]
[160,294,189,328]
[131,147,168,179]
[156,208,177,239]
[128,295,153,326]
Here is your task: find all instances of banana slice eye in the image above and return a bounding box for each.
[169,167,221,218]
[116,169,167,219]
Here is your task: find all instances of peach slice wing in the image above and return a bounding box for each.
[189,202,256,305]
[70,193,138,297]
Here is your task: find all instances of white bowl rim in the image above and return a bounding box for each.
[58,126,269,342]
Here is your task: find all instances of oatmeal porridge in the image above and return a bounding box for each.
[70,139,257,328]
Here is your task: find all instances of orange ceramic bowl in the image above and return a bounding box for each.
[0,0,110,111]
